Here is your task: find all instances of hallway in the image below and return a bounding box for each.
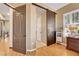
[0,39,79,56]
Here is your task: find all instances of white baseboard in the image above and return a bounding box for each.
[60,43,67,46]
[56,42,67,46]
[26,49,36,52]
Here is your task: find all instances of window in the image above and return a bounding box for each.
[72,12,79,23]
[63,9,79,37]
[64,14,70,26]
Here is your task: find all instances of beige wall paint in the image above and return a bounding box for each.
[56,3,79,32]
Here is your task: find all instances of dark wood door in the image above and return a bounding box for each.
[13,5,26,54]
[46,10,56,46]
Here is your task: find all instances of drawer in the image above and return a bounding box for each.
[68,39,79,43]
[68,42,78,47]
[68,45,79,52]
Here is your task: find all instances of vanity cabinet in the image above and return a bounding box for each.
[67,37,79,52]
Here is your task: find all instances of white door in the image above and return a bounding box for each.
[36,15,41,41]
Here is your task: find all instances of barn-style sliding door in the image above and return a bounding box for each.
[13,5,26,54]
[47,10,56,46]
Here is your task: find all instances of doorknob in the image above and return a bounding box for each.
[24,35,26,37]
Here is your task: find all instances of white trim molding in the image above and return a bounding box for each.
[26,49,36,52]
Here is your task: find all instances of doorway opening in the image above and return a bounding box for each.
[0,3,10,55]
[0,4,10,42]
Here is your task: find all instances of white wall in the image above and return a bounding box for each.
[30,5,37,50]
[9,8,13,47]
[26,4,32,51]
[36,14,41,41]
[26,4,37,51]
[41,11,47,44]
[0,13,5,20]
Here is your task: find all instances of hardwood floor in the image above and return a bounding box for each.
[36,40,46,49]
[0,39,79,56]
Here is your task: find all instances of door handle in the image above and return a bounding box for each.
[24,35,26,37]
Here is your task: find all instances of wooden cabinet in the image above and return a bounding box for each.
[67,37,79,52]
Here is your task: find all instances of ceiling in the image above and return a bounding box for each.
[44,3,69,11]
[0,3,10,20]
[8,3,69,11]
[8,3,25,8]
[0,4,10,15]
